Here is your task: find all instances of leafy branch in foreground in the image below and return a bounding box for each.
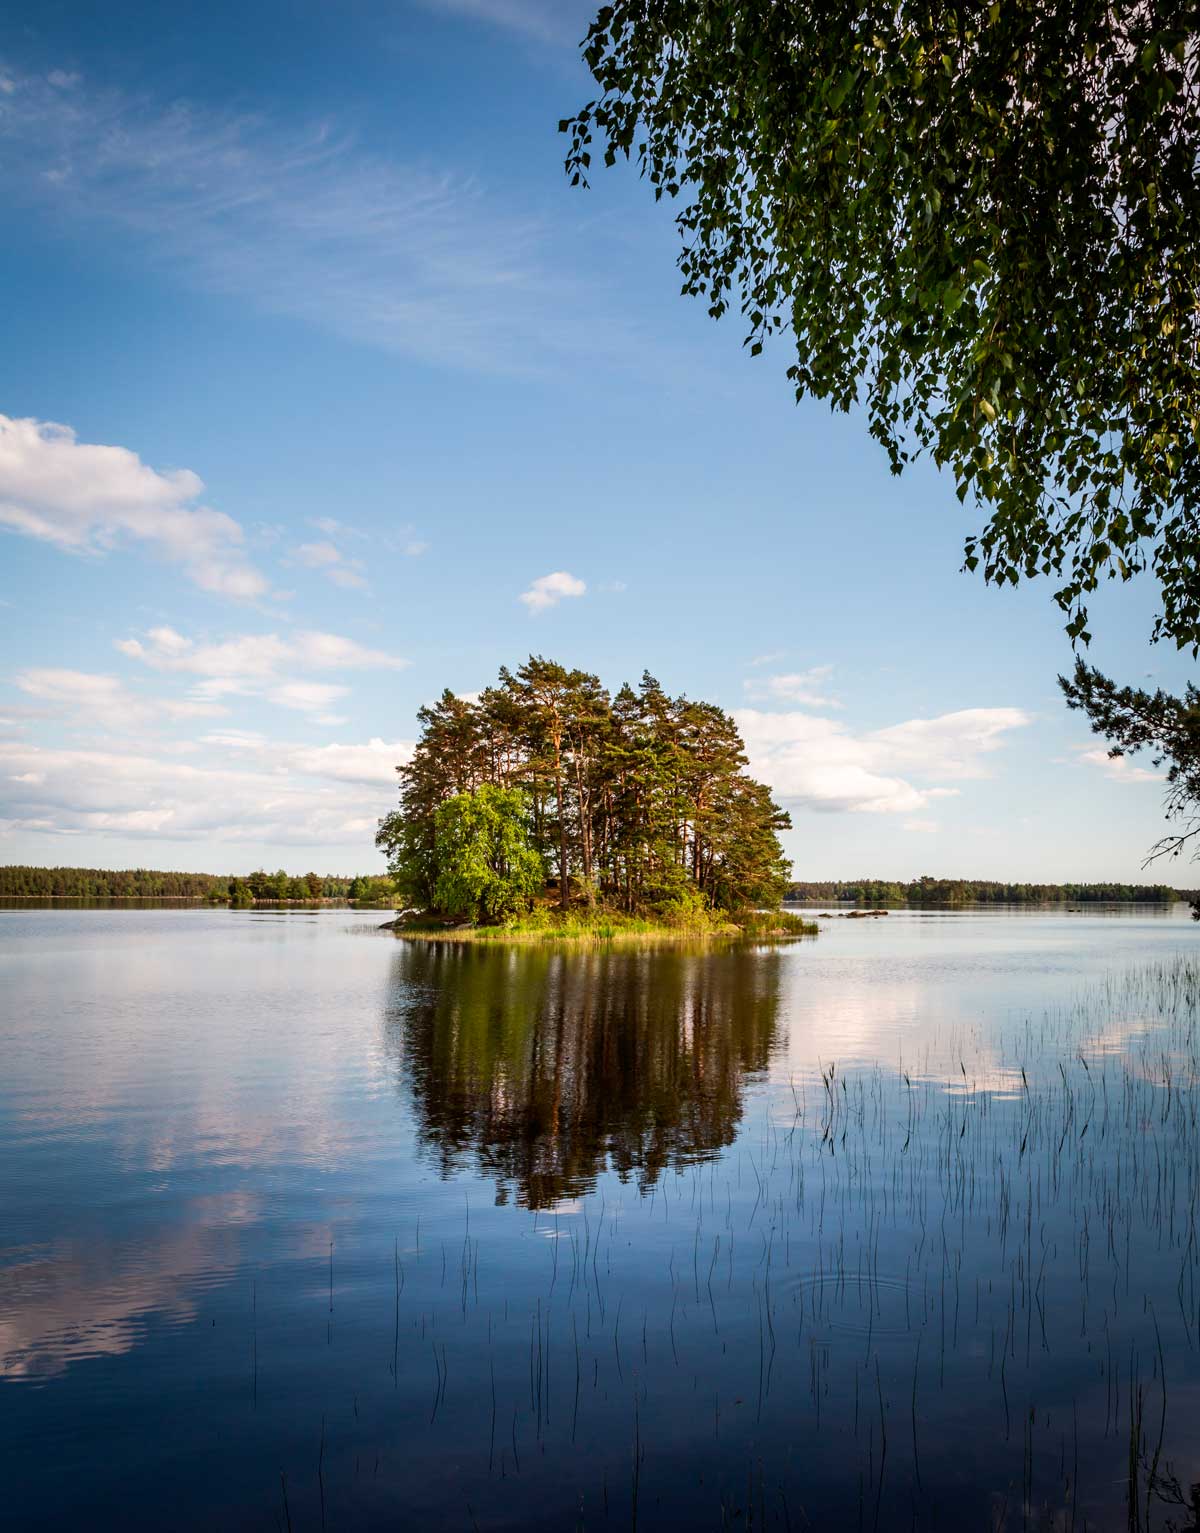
[563,2,1200,651]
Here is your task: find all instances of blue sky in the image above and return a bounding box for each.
[0,0,1191,880]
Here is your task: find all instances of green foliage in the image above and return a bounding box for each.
[376,656,794,924]
[0,866,379,903]
[1061,661,1200,866]
[735,909,819,939]
[0,865,230,899]
[432,784,545,923]
[348,874,398,906]
[397,903,729,942]
[376,806,438,911]
[563,3,1200,651]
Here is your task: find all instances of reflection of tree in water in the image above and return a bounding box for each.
[384,943,785,1208]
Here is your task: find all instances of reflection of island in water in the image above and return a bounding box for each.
[384,942,785,1208]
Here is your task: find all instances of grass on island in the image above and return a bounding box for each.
[384,897,817,945]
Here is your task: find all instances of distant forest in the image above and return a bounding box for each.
[5,866,1192,909]
[0,866,395,903]
[786,878,1188,905]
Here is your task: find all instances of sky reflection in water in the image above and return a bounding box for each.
[2,905,1199,1530]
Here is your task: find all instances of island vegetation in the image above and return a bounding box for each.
[786,877,1188,906]
[376,656,813,941]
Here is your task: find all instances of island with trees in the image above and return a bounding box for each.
[375,656,813,941]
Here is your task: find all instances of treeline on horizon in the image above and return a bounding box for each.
[786,877,1189,905]
[0,865,396,903]
[7,868,1193,910]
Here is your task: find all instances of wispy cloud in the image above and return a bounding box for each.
[1077,746,1160,784]
[113,624,406,719]
[414,0,593,45]
[519,570,586,614]
[14,667,226,728]
[115,625,406,677]
[743,667,840,709]
[292,540,368,590]
[0,415,267,598]
[0,61,628,374]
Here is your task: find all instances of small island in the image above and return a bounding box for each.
[376,656,816,943]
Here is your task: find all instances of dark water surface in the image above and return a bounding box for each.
[3,905,1200,1530]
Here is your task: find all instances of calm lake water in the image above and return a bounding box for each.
[3,904,1200,1530]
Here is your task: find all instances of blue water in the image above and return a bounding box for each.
[2,904,1199,1530]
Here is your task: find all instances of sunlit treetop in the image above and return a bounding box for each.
[563,1,1200,649]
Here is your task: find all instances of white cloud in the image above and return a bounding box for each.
[14,667,227,728]
[110,625,407,718]
[294,541,340,568]
[519,570,586,614]
[1077,746,1161,784]
[869,710,1033,780]
[0,732,413,846]
[292,540,368,590]
[267,680,348,715]
[282,737,413,785]
[744,667,841,708]
[118,625,404,676]
[414,0,592,44]
[735,706,1031,816]
[903,818,940,834]
[200,729,266,751]
[16,668,129,713]
[0,415,267,598]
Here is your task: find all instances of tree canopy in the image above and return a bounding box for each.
[563,2,1200,650]
[1061,661,1200,869]
[432,784,546,923]
[376,656,793,920]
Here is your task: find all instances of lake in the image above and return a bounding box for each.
[2,904,1199,1530]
